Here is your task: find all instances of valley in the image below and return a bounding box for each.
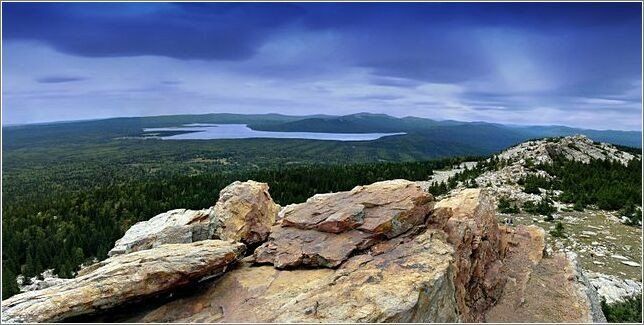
[1,114,642,322]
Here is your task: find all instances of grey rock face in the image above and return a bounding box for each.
[587,271,643,304]
[108,208,218,256]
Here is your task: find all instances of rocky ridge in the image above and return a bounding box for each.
[474,134,638,205]
[496,134,635,165]
[462,135,642,305]
[1,177,607,323]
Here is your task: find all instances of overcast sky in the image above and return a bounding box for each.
[2,2,642,130]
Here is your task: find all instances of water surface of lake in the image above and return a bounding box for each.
[143,124,405,141]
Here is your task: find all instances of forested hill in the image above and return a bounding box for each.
[5,113,641,151]
[248,113,641,148]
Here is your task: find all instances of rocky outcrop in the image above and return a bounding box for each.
[3,179,608,323]
[127,187,509,323]
[497,134,636,165]
[587,271,643,304]
[2,240,245,323]
[254,180,434,268]
[429,188,507,322]
[486,225,606,323]
[473,134,639,207]
[135,230,459,323]
[214,180,280,246]
[108,181,278,256]
[109,208,217,256]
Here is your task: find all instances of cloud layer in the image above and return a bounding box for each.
[3,2,641,130]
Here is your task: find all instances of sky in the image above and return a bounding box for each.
[2,2,642,130]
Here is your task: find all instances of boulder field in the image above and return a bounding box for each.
[1,180,606,323]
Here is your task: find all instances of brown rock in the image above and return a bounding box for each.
[429,188,506,322]
[282,179,433,236]
[214,180,280,245]
[254,180,434,268]
[254,226,377,268]
[1,240,245,323]
[135,230,459,323]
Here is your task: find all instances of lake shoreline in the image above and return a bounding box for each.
[143,123,406,141]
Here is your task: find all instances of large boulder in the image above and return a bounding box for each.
[109,208,217,256]
[135,230,459,323]
[214,180,280,245]
[108,181,278,256]
[254,180,434,268]
[1,240,245,323]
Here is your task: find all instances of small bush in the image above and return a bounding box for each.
[549,221,565,238]
[521,174,551,195]
[498,197,520,213]
[602,295,642,323]
[573,201,585,211]
[619,204,642,226]
[523,198,556,218]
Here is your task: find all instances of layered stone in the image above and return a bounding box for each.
[429,188,507,322]
[254,180,434,268]
[108,180,279,256]
[109,208,217,256]
[2,240,245,323]
[135,230,459,323]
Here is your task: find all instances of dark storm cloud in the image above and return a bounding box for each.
[2,2,641,130]
[3,2,304,60]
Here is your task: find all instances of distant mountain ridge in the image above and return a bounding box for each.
[3,112,640,153]
[248,112,641,148]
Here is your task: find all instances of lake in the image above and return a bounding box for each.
[143,124,405,141]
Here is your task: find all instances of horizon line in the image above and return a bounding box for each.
[2,112,642,133]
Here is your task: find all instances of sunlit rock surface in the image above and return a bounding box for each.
[2,240,245,323]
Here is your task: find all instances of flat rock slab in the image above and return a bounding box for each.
[620,260,641,267]
[2,240,246,323]
[254,180,434,268]
[109,208,217,256]
[254,227,377,268]
[281,179,433,236]
[135,230,459,323]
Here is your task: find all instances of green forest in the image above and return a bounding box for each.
[513,157,642,223]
